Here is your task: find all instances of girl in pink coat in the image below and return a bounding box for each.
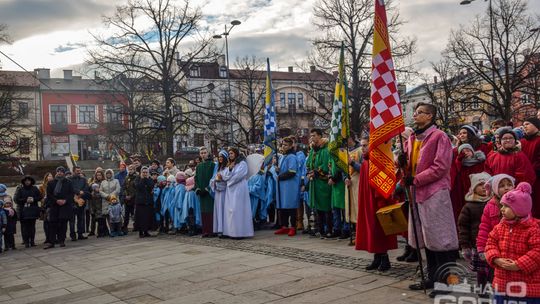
[476,174,515,290]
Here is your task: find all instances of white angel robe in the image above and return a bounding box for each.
[221,161,254,237]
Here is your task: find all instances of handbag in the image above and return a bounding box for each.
[376,202,408,236]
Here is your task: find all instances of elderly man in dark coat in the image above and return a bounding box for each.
[45,166,75,249]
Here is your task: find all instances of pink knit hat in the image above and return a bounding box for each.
[185,176,195,191]
[485,174,515,198]
[500,182,533,217]
[175,171,186,184]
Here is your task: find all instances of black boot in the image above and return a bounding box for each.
[378,253,391,271]
[397,245,413,261]
[405,249,419,262]
[365,254,382,270]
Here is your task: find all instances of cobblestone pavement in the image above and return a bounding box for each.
[0,226,440,304]
[167,233,418,280]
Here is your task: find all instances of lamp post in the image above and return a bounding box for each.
[213,20,241,146]
[460,0,497,110]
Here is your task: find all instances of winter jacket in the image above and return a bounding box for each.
[123,173,138,205]
[134,177,154,206]
[457,200,487,249]
[520,135,540,218]
[0,209,6,230]
[13,177,43,220]
[485,149,536,186]
[4,208,17,234]
[476,197,502,253]
[485,217,540,298]
[405,125,453,203]
[108,202,123,223]
[99,169,121,215]
[69,175,89,199]
[46,178,75,221]
[88,192,103,218]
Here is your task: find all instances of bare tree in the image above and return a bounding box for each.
[0,89,29,158]
[88,0,216,156]
[422,58,469,133]
[310,0,416,133]
[446,0,540,121]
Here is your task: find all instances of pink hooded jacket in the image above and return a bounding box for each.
[476,174,515,252]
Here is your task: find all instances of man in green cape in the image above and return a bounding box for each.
[195,147,215,237]
[306,128,332,238]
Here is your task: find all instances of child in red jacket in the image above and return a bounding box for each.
[476,174,516,290]
[485,182,540,302]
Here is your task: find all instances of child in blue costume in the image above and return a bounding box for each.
[153,175,167,233]
[248,168,266,230]
[172,172,187,232]
[181,177,201,236]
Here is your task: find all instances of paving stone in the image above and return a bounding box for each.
[218,290,283,304]
[159,288,234,304]
[123,294,163,304]
[263,274,351,297]
[335,274,400,293]
[267,285,359,304]
[218,273,301,295]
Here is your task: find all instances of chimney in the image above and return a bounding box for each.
[94,71,100,80]
[479,61,483,68]
[433,76,438,83]
[288,66,293,73]
[35,68,50,79]
[63,70,73,80]
[310,65,316,73]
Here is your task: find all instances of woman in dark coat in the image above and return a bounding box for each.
[13,176,42,247]
[134,167,155,238]
[45,167,75,249]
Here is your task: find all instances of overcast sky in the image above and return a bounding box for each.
[0,0,539,87]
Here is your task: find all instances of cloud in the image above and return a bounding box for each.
[54,42,87,53]
[0,0,116,41]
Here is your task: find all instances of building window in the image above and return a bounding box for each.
[19,137,30,154]
[107,105,123,123]
[50,105,68,124]
[280,93,286,108]
[318,94,325,104]
[209,99,217,108]
[194,133,204,146]
[521,94,531,105]
[219,67,228,78]
[190,66,200,77]
[297,93,304,108]
[472,99,480,109]
[18,102,29,119]
[288,93,296,106]
[78,105,96,124]
[193,89,203,103]
[221,89,230,105]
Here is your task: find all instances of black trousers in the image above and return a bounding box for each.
[4,232,15,249]
[278,208,297,228]
[97,218,109,237]
[425,248,458,282]
[48,219,68,244]
[85,209,91,233]
[20,219,36,244]
[317,211,333,234]
[69,207,86,238]
[123,204,135,232]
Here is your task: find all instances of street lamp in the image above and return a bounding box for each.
[213,20,241,146]
[460,0,497,109]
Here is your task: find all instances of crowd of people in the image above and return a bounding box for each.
[0,104,539,302]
